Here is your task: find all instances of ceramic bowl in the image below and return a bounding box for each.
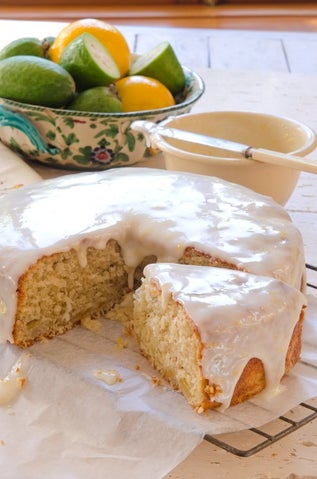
[0,66,204,171]
[155,110,317,204]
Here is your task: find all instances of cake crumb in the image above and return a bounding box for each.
[94,369,123,385]
[81,317,102,332]
[0,440,4,446]
[123,325,133,336]
[117,336,128,349]
[194,406,205,415]
[151,376,161,387]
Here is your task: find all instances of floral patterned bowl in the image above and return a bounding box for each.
[0,67,204,170]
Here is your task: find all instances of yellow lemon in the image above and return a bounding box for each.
[115,75,175,112]
[49,18,131,77]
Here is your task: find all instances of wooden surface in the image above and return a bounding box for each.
[1,21,317,74]
[125,25,317,73]
[0,3,317,30]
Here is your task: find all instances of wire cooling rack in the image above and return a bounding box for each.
[204,264,317,457]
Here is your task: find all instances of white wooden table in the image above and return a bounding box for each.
[0,20,316,479]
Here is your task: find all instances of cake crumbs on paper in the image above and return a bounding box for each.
[134,366,163,388]
[123,324,133,336]
[133,364,164,389]
[117,336,129,349]
[81,316,102,332]
[194,406,205,415]
[151,376,162,387]
[117,336,128,349]
[94,369,123,385]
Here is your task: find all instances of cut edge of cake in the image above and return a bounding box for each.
[133,263,306,411]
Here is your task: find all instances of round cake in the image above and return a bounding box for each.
[0,167,306,409]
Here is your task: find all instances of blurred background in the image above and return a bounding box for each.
[0,1,316,31]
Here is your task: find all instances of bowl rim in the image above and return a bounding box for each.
[0,66,205,119]
[159,110,317,165]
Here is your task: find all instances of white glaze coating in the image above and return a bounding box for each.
[0,167,305,343]
[0,355,28,405]
[143,263,306,410]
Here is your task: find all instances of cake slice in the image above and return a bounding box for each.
[133,263,306,411]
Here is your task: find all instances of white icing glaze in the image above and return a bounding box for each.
[0,355,28,406]
[0,167,305,343]
[143,263,306,410]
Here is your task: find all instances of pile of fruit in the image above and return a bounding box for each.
[0,18,187,113]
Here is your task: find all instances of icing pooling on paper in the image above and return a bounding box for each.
[0,355,28,406]
[0,167,306,343]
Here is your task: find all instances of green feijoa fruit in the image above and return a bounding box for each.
[67,86,122,112]
[59,32,121,91]
[129,41,186,95]
[0,37,45,60]
[42,36,56,58]
[0,55,76,107]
